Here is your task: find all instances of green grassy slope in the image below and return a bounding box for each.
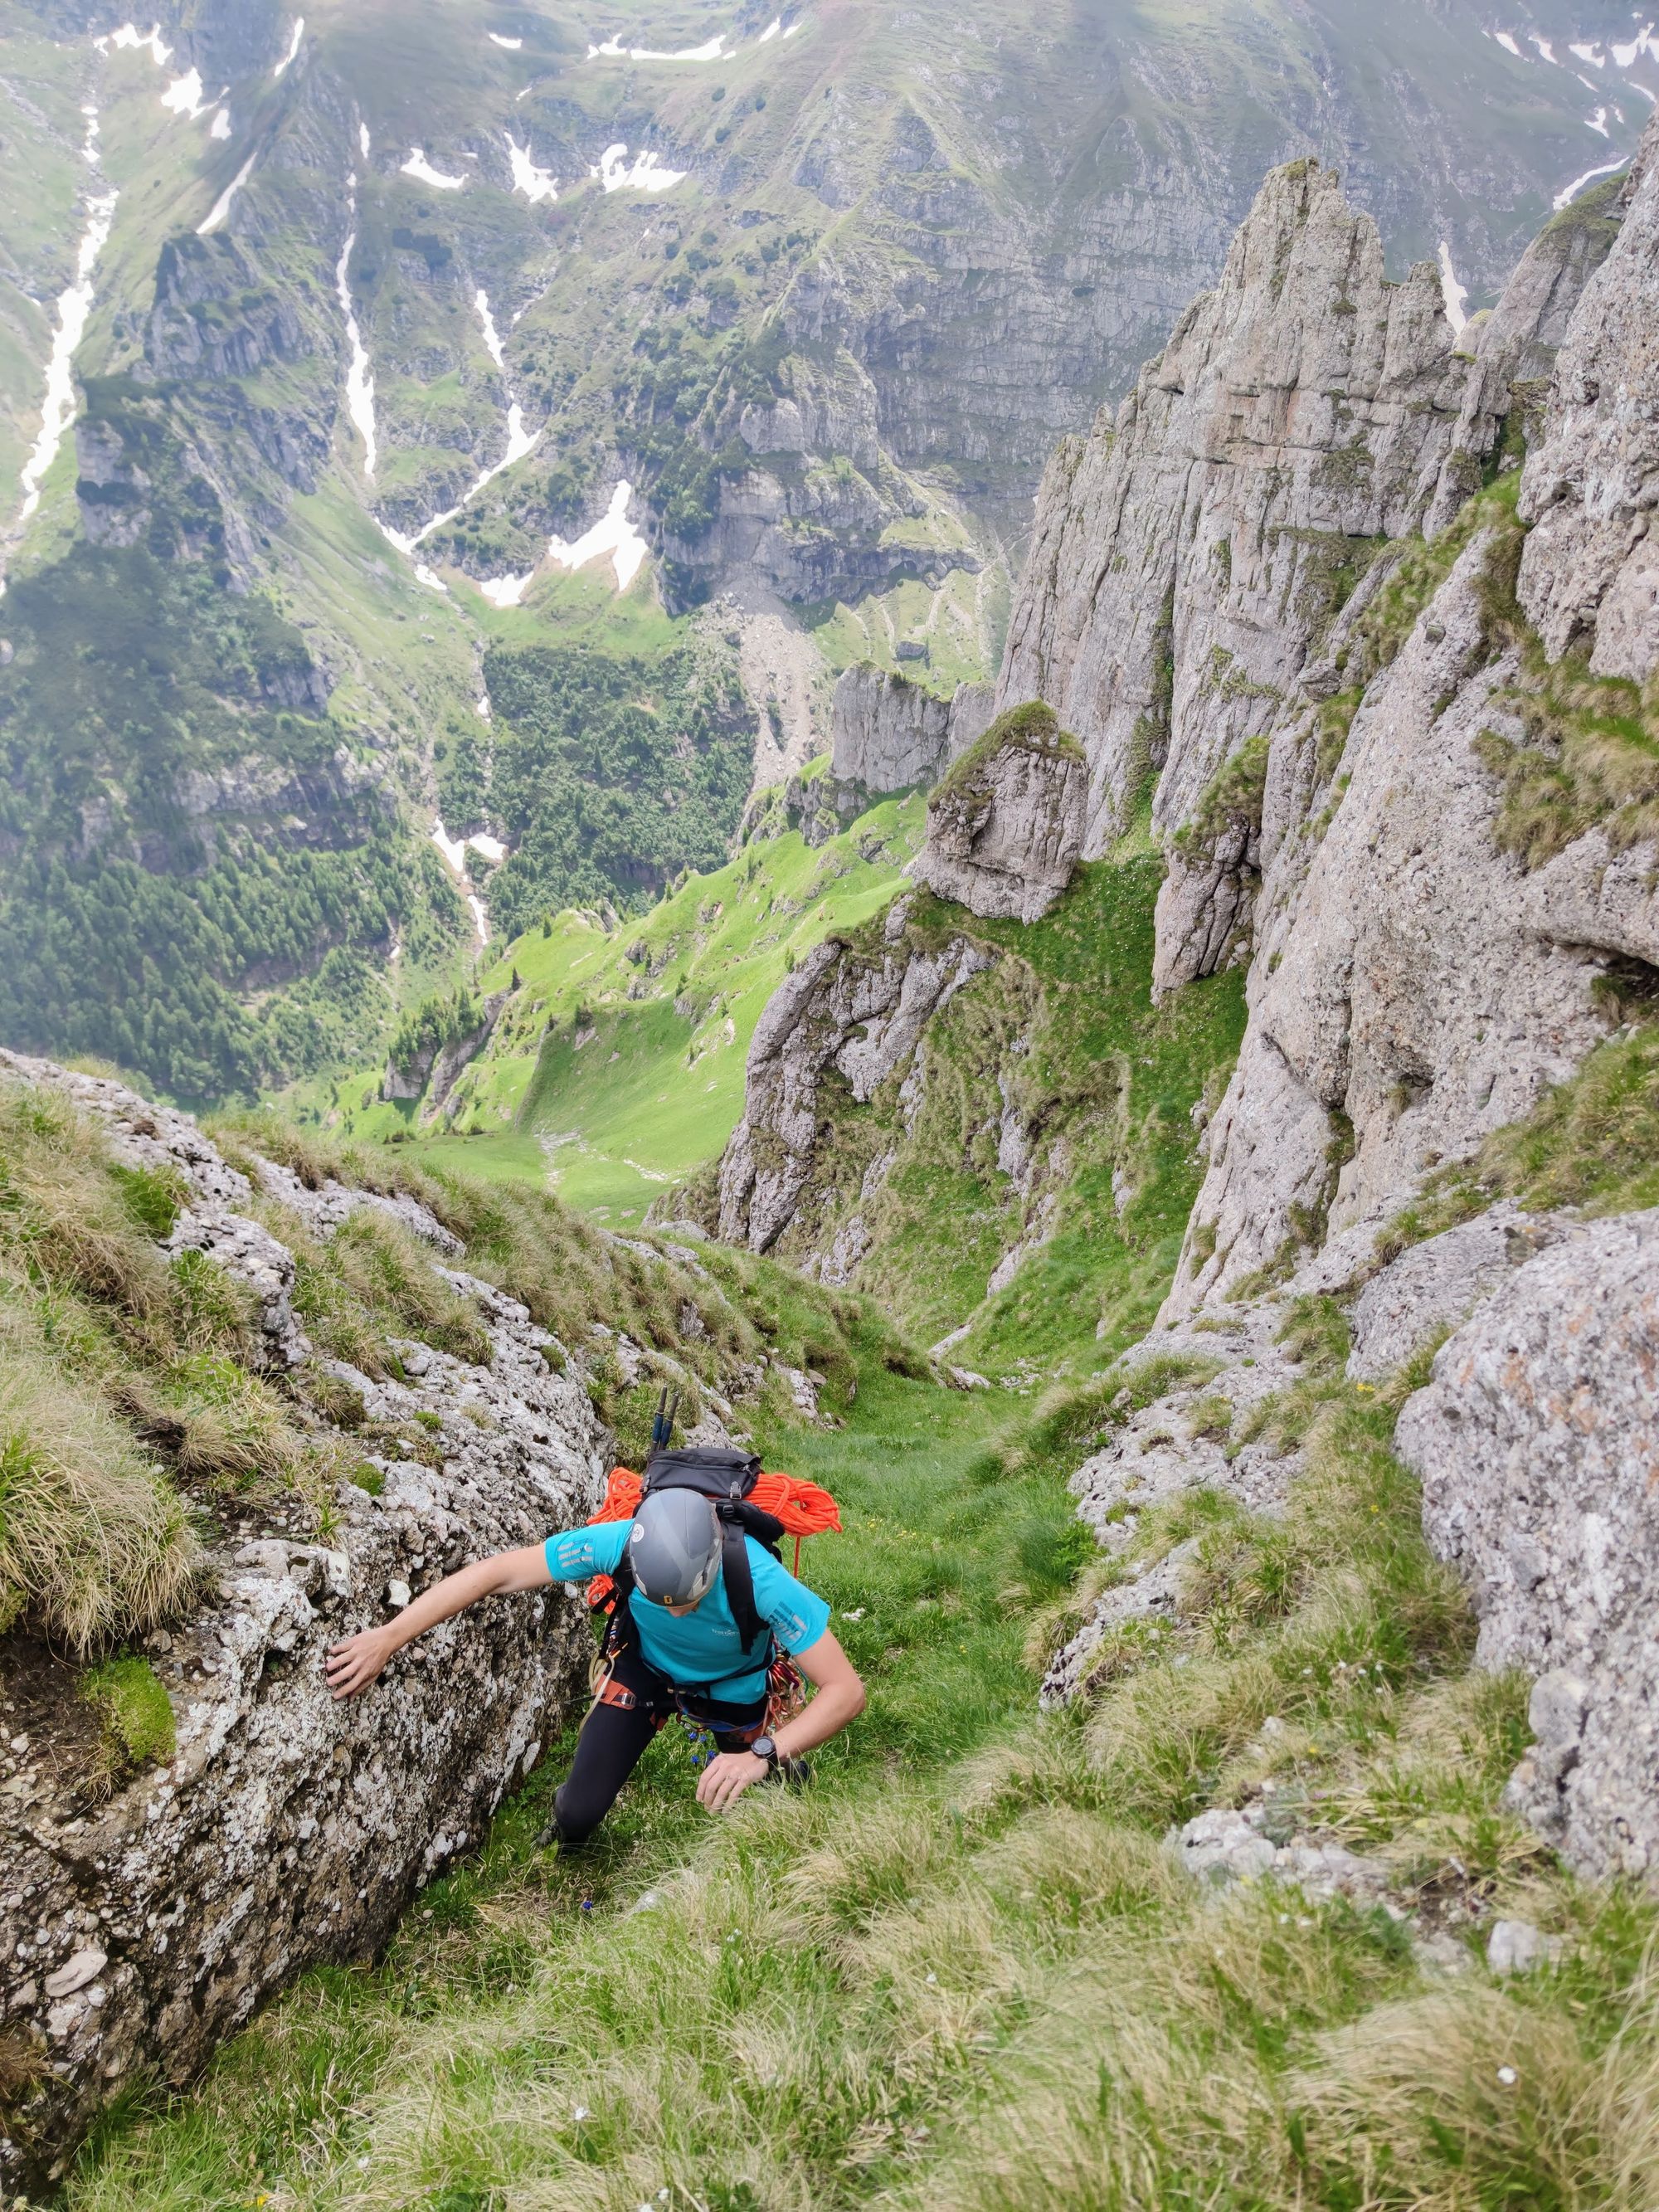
[305,782,924,1224]
[66,1211,1659,2212]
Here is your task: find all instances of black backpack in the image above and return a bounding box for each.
[606,1400,787,1658]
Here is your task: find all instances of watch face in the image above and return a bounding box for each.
[752,1735,776,1763]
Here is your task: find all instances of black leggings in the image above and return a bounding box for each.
[552,1641,768,1844]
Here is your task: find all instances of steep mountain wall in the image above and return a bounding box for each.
[1165,137,1657,1316]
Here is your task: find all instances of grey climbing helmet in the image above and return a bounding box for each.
[628,1487,722,1606]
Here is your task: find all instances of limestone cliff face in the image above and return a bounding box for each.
[1517,163,1659,680]
[830,664,956,792]
[998,162,1469,860]
[1165,115,1659,1317]
[716,915,993,1255]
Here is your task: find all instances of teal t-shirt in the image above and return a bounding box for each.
[544,1522,831,1703]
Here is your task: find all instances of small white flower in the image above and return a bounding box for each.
[574,2105,591,2122]
[1497,2065,1518,2086]
[841,1607,866,1620]
[925,1971,937,1984]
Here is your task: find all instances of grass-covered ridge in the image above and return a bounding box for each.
[684,836,1247,1372]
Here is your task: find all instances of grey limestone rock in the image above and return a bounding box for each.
[1160,536,1618,1319]
[1395,1210,1659,1878]
[1519,117,1659,681]
[1345,1206,1569,1382]
[717,931,993,1251]
[829,663,955,792]
[998,160,1467,866]
[0,1057,611,2191]
[911,704,1088,923]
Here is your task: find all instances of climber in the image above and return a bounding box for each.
[323,1485,865,1845]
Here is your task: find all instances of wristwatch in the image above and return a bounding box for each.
[751,1734,779,1770]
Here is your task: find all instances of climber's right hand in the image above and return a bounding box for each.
[326,1625,397,1699]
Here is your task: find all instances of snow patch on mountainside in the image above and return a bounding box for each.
[547,480,649,588]
[99,23,170,64]
[401,149,467,190]
[593,142,685,192]
[1555,154,1627,207]
[210,106,231,139]
[506,133,557,201]
[587,31,727,60]
[489,32,523,48]
[198,151,256,236]
[474,289,506,368]
[274,17,304,77]
[1438,241,1468,333]
[335,192,377,478]
[160,67,210,119]
[17,173,119,522]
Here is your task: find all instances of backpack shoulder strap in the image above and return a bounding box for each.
[717,1513,770,1653]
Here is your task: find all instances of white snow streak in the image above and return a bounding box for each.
[474,288,506,368]
[359,120,372,158]
[593,141,685,192]
[210,106,231,139]
[1612,26,1657,67]
[335,200,377,477]
[1437,241,1468,334]
[1569,41,1606,67]
[198,150,256,234]
[587,31,726,60]
[467,832,506,863]
[547,480,648,589]
[1495,30,1521,56]
[1530,34,1557,62]
[505,132,557,201]
[758,17,781,39]
[784,20,800,32]
[430,822,494,942]
[488,32,523,47]
[274,17,304,77]
[1587,105,1611,136]
[1554,155,1626,208]
[401,148,468,189]
[19,188,119,519]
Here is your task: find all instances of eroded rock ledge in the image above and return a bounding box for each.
[0,1054,607,2193]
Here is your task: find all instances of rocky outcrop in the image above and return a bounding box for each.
[0,1056,608,2192]
[998,161,1469,863]
[911,702,1088,923]
[1396,1211,1659,1879]
[830,663,955,792]
[717,914,992,1251]
[1423,177,1623,536]
[426,988,510,1122]
[1344,1205,1567,1381]
[995,154,1623,1006]
[828,664,998,799]
[1517,152,1659,678]
[1160,116,1659,1319]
